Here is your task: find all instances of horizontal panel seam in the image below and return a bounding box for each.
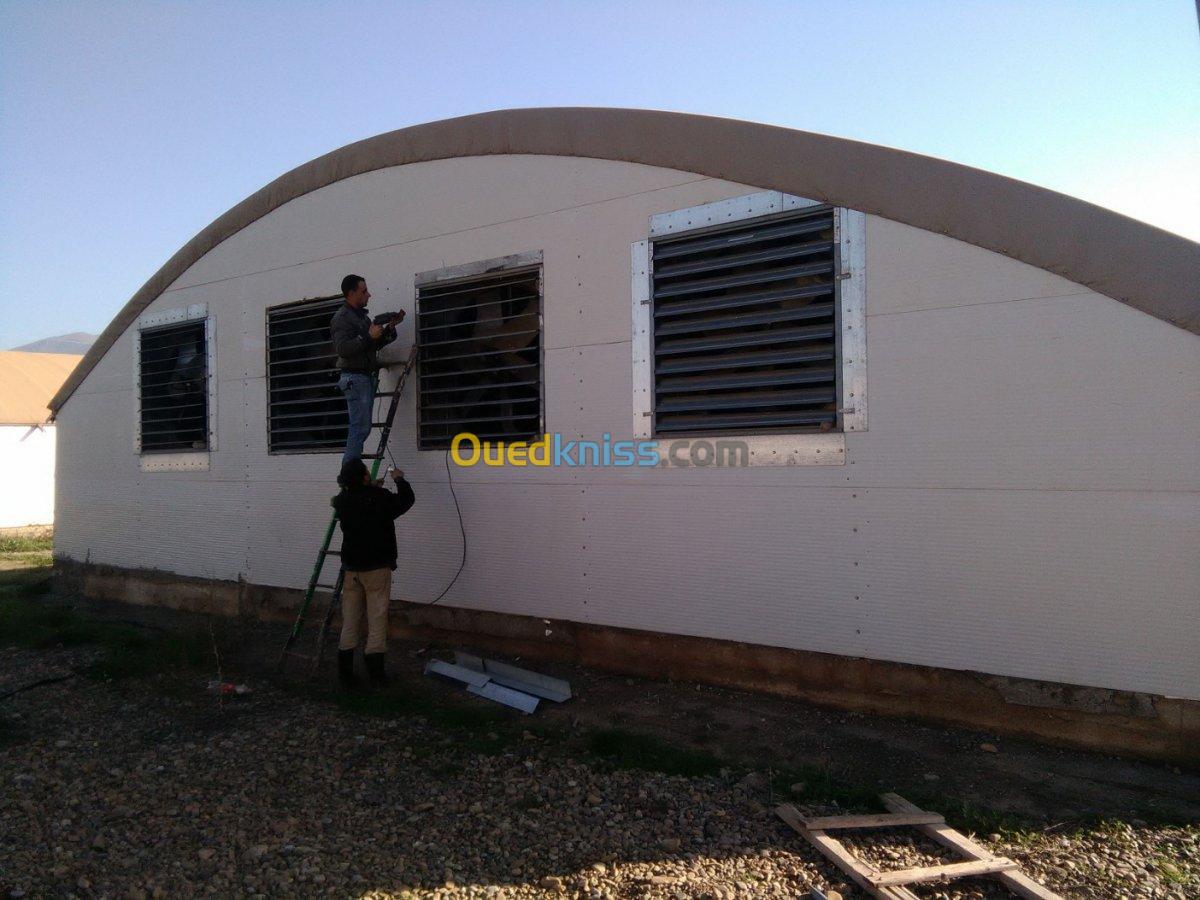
[867,289,1094,317]
[162,176,712,294]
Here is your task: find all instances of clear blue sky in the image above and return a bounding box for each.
[1,0,1197,349]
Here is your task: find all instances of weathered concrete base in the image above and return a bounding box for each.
[56,558,1199,766]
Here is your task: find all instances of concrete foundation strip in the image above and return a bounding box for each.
[776,794,1061,900]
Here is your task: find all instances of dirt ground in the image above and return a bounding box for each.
[74,583,1200,829]
[2,554,1197,898]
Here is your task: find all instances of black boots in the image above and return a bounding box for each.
[337,648,359,690]
[364,652,388,688]
[339,649,387,690]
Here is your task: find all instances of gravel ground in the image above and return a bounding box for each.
[1,641,1196,900]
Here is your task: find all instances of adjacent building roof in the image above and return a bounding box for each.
[49,107,1200,414]
[0,351,83,425]
[14,332,97,355]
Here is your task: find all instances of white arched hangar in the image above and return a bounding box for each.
[50,109,1199,762]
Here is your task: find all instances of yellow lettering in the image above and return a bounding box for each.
[450,432,480,466]
[528,433,551,466]
[507,442,528,466]
[483,441,505,466]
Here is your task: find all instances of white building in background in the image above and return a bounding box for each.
[0,351,81,528]
[46,109,1199,760]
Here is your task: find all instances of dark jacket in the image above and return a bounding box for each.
[331,303,396,372]
[333,478,416,571]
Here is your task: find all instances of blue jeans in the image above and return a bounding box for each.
[338,372,374,464]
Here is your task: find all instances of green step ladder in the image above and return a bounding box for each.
[277,344,418,674]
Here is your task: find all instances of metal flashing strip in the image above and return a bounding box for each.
[454,651,572,702]
[426,657,542,714]
[415,250,544,288]
[139,451,210,472]
[650,190,823,238]
[137,303,208,330]
[466,681,540,714]
[423,659,491,688]
[647,431,845,467]
[836,208,867,433]
[631,240,653,439]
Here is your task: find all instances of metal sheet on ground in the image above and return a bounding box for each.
[467,681,540,713]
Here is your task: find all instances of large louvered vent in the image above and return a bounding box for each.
[138,320,209,452]
[651,206,839,435]
[266,297,346,453]
[417,268,542,450]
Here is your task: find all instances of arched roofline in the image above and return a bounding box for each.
[50,107,1199,412]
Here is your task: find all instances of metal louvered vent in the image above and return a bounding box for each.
[138,320,209,452]
[417,268,542,450]
[267,297,346,452]
[651,206,839,435]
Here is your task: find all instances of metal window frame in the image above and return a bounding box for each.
[414,251,545,452]
[264,293,346,456]
[632,191,866,467]
[134,303,215,471]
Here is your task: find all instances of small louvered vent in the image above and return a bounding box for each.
[267,297,346,452]
[651,206,839,435]
[418,269,542,450]
[138,320,208,452]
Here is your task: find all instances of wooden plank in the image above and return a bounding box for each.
[873,857,1017,887]
[775,805,919,900]
[801,812,945,830]
[879,794,1063,900]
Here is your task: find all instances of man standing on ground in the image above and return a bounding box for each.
[333,458,416,688]
[331,274,404,464]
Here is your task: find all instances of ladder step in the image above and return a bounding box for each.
[314,582,341,590]
[371,422,390,427]
[324,550,341,556]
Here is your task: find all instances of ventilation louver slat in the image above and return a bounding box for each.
[417,270,542,450]
[138,320,208,452]
[266,297,346,452]
[651,206,839,435]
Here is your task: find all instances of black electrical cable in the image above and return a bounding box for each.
[426,448,467,606]
[379,345,466,607]
[385,436,466,607]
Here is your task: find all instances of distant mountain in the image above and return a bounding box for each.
[12,332,97,354]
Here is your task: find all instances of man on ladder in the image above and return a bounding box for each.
[333,458,416,688]
[332,274,404,464]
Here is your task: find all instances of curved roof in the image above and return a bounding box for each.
[50,107,1199,413]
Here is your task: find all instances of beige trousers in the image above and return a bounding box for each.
[338,567,392,654]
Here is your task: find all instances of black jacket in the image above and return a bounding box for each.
[332,478,416,571]
[331,303,397,372]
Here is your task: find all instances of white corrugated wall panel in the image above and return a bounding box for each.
[172,157,709,290]
[859,273,1200,492]
[52,153,1199,701]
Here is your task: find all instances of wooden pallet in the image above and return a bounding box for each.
[776,793,1061,899]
